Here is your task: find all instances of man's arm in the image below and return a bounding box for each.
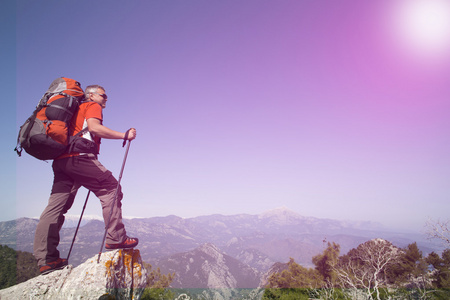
[87,118,136,140]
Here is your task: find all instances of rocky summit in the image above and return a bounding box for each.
[0,249,148,300]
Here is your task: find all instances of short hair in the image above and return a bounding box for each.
[85,85,106,95]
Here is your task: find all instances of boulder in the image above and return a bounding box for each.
[0,249,148,300]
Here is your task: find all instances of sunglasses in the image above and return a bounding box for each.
[93,92,108,99]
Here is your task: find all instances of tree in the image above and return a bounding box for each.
[263,258,323,300]
[0,245,39,289]
[426,249,450,289]
[386,243,435,299]
[331,239,400,300]
[388,242,428,283]
[311,241,342,299]
[266,258,323,289]
[426,219,450,247]
[140,262,175,300]
[312,242,340,284]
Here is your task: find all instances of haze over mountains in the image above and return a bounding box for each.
[0,207,439,289]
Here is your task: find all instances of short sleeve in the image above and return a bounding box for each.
[85,102,103,121]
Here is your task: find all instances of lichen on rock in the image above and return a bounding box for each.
[0,249,148,300]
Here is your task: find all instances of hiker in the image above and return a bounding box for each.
[33,84,138,275]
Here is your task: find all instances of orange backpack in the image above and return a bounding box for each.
[15,77,85,160]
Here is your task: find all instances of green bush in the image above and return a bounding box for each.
[262,288,310,300]
[0,245,39,289]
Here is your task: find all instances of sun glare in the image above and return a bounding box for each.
[389,0,450,60]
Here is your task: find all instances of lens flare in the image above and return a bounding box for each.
[388,0,450,61]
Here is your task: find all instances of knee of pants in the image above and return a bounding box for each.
[116,189,124,207]
[98,186,123,207]
[61,192,76,215]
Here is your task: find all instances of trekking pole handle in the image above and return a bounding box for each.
[122,128,135,147]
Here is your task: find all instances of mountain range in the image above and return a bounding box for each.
[0,207,440,290]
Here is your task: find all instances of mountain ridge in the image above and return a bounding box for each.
[28,207,387,231]
[0,207,438,272]
[157,242,261,289]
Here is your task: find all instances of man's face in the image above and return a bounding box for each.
[90,88,108,108]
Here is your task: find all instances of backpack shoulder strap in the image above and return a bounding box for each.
[74,126,89,137]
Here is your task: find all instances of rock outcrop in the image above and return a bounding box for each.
[157,243,260,289]
[0,249,148,300]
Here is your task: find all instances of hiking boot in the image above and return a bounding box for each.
[39,258,68,275]
[105,236,139,250]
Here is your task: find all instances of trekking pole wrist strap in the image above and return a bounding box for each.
[123,128,131,147]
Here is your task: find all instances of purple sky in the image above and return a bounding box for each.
[4,0,450,231]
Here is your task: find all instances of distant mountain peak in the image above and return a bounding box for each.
[260,206,299,216]
[196,243,223,261]
[61,214,103,228]
[258,207,305,224]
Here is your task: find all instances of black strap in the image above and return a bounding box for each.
[123,129,131,147]
[74,127,89,137]
[46,103,76,117]
[67,127,90,154]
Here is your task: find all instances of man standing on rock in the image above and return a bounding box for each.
[33,84,139,275]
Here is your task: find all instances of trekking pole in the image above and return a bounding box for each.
[97,140,132,263]
[67,190,91,261]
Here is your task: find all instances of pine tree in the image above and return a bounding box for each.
[0,245,40,289]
